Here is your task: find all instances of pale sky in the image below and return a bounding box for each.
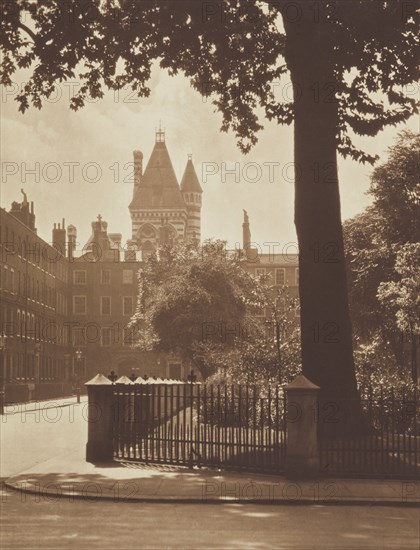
[1,64,418,254]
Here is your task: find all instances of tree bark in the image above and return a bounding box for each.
[283,4,362,436]
[410,329,418,384]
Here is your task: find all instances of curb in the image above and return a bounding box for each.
[4,480,420,507]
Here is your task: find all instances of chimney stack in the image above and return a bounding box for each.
[10,192,36,232]
[52,220,66,257]
[67,225,77,260]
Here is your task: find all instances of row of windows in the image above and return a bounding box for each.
[73,295,134,316]
[184,193,201,204]
[13,309,69,344]
[2,352,61,382]
[0,313,137,347]
[73,269,134,285]
[1,264,15,292]
[255,267,299,286]
[2,306,69,344]
[0,264,59,309]
[0,226,68,281]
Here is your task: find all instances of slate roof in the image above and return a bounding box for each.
[180,158,203,193]
[129,141,186,210]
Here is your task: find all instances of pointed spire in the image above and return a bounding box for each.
[180,155,203,193]
[155,121,165,143]
[129,131,185,210]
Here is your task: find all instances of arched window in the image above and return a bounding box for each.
[138,224,156,240]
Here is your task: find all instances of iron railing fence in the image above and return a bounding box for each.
[112,382,287,473]
[320,386,419,478]
[111,379,419,478]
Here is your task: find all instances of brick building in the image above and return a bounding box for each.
[0,130,298,403]
[0,193,72,402]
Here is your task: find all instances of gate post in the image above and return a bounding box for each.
[85,374,114,463]
[284,375,320,479]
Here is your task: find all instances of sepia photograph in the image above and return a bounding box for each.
[0,1,419,549]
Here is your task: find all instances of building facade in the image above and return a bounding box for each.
[0,130,298,403]
[128,129,202,256]
[0,194,72,402]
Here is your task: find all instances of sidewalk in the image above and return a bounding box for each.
[5,445,419,506]
[3,395,88,414]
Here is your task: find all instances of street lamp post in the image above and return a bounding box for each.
[0,332,7,415]
[34,342,41,383]
[75,348,83,404]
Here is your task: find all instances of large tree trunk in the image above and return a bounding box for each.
[410,329,418,384]
[283,4,362,436]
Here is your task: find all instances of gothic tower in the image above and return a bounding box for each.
[129,129,191,258]
[180,155,203,243]
[129,129,203,257]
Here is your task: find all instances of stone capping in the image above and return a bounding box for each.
[285,374,320,392]
[85,374,113,386]
[115,375,135,385]
[85,373,201,386]
[133,377,199,385]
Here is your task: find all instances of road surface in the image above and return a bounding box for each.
[1,398,419,549]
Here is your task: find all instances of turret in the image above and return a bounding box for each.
[129,128,189,254]
[133,150,143,197]
[180,155,203,243]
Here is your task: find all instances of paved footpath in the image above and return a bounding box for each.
[2,397,419,506]
[5,446,419,505]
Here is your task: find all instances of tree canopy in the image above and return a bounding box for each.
[378,243,420,338]
[3,0,419,434]
[344,130,420,382]
[130,240,265,372]
[1,1,418,159]
[205,285,301,386]
[130,239,300,380]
